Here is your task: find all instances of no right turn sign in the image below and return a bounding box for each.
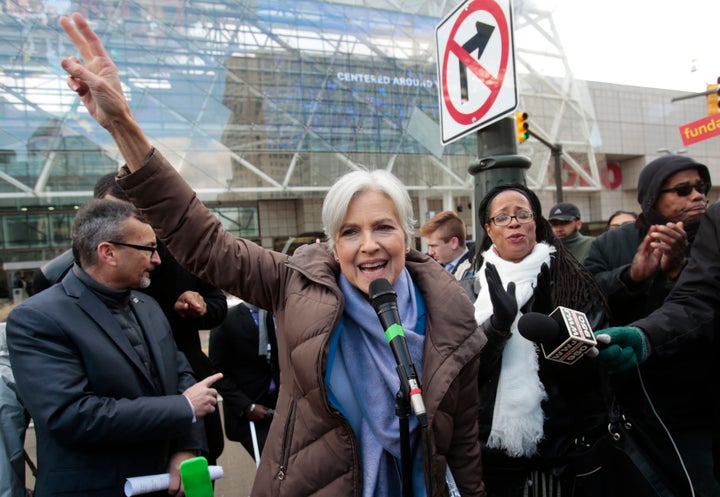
[436,0,517,145]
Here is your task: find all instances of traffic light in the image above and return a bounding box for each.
[515,111,529,143]
[707,82,719,116]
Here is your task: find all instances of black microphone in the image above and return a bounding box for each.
[517,307,597,365]
[368,278,427,427]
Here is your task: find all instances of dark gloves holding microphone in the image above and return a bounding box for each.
[593,326,651,373]
[486,263,517,333]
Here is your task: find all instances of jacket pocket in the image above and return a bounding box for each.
[44,466,118,494]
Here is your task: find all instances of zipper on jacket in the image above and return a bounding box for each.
[277,398,296,481]
[283,258,362,494]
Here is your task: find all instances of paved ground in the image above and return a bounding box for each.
[24,403,259,496]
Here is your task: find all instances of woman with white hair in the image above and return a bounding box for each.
[58,13,487,497]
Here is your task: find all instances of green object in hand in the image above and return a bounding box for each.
[594,326,650,373]
[180,456,213,497]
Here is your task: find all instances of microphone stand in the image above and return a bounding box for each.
[368,279,430,497]
[396,388,413,497]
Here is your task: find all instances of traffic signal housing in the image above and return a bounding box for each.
[516,111,529,143]
[707,82,719,116]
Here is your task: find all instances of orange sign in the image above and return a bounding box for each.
[679,114,720,146]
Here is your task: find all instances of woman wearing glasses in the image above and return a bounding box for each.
[469,183,611,497]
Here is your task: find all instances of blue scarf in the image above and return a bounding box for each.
[329,268,426,497]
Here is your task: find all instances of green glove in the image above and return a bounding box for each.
[594,326,650,373]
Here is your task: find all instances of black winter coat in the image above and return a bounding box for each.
[584,219,713,431]
[634,203,720,464]
[584,222,668,325]
[209,302,279,458]
[476,251,609,467]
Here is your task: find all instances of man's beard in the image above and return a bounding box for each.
[139,275,151,289]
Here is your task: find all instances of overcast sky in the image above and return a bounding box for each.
[552,0,716,93]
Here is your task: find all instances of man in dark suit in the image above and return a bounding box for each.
[7,199,222,497]
[31,172,228,464]
[210,302,279,461]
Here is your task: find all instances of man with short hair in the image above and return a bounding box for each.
[548,201,594,262]
[7,199,222,497]
[420,210,473,280]
[31,172,228,464]
[585,154,718,495]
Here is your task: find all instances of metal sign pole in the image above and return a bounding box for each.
[468,116,530,243]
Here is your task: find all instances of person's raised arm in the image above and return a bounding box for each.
[59,13,151,170]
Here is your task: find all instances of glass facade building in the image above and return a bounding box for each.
[1,1,476,277]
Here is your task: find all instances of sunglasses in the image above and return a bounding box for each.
[659,181,710,197]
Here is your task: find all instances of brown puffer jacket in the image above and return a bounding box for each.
[119,149,487,497]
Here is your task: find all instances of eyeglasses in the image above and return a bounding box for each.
[489,210,535,226]
[108,240,158,257]
[659,181,710,197]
